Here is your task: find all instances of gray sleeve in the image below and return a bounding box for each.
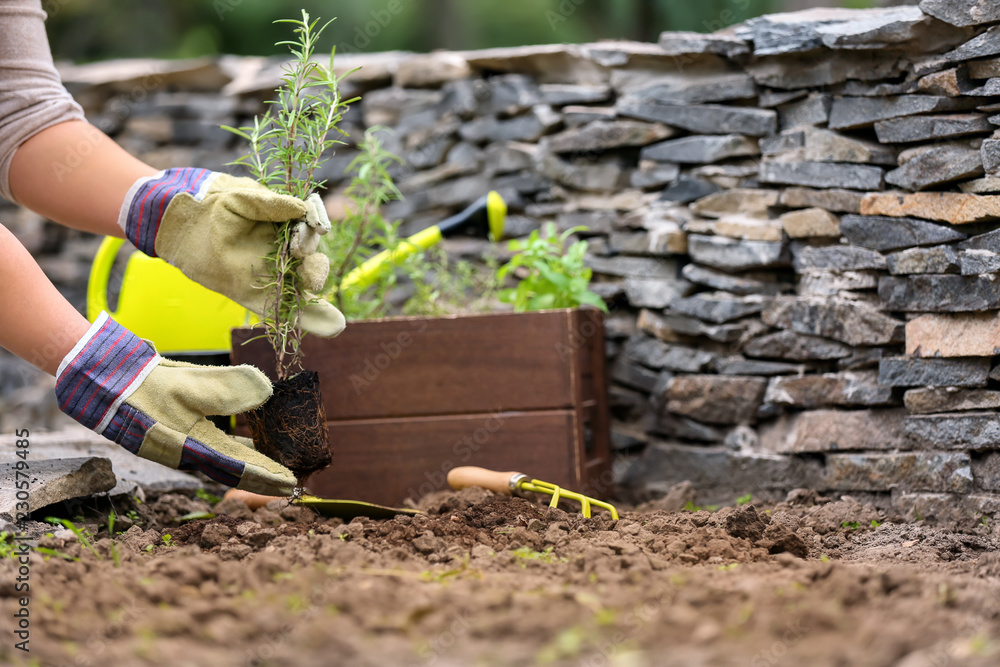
[0,0,85,202]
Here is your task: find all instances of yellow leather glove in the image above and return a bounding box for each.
[118,168,344,337]
[56,312,297,496]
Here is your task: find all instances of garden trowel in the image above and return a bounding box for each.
[223,489,421,520]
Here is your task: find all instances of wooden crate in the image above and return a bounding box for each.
[230,309,611,507]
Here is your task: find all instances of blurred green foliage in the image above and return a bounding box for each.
[42,0,820,61]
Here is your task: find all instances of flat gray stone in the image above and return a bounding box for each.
[641,309,762,344]
[960,249,1000,274]
[793,245,887,272]
[763,296,904,346]
[546,120,674,153]
[779,187,863,213]
[904,387,1000,414]
[765,371,893,409]
[761,126,897,165]
[658,178,721,204]
[879,356,991,388]
[984,139,1000,175]
[537,152,625,192]
[841,214,967,251]
[630,163,681,190]
[623,277,692,308]
[690,189,779,219]
[665,375,768,425]
[878,274,1000,311]
[0,428,202,498]
[538,83,610,106]
[920,0,1000,27]
[875,113,994,143]
[759,160,884,190]
[459,105,560,143]
[620,443,824,506]
[959,227,1000,252]
[778,92,832,130]
[886,245,962,274]
[0,457,115,520]
[829,95,971,129]
[687,234,789,271]
[714,356,807,376]
[657,31,751,59]
[623,335,717,372]
[759,409,910,453]
[618,102,777,137]
[669,292,771,323]
[610,357,661,393]
[943,25,1000,62]
[640,134,759,164]
[749,51,904,90]
[622,71,757,105]
[586,256,678,279]
[798,270,880,296]
[885,147,984,190]
[680,263,790,296]
[827,452,971,493]
[744,330,853,361]
[905,412,1000,450]
[734,6,959,56]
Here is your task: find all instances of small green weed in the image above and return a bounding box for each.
[841,521,861,531]
[512,546,565,567]
[195,489,222,505]
[46,517,101,560]
[870,520,881,529]
[160,534,173,547]
[736,493,752,506]
[0,532,16,559]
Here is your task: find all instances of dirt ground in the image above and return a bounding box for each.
[3,486,1000,667]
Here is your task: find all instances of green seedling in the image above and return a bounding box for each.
[736,493,753,506]
[683,501,702,512]
[160,534,173,547]
[498,223,607,313]
[841,521,861,531]
[45,517,101,561]
[195,489,222,505]
[107,511,120,568]
[512,546,565,567]
[870,520,881,529]
[717,563,739,571]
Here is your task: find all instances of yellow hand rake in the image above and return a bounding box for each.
[447,466,618,520]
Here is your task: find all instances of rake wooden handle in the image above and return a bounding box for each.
[223,488,281,510]
[447,466,524,495]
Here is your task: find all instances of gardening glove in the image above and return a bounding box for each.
[117,167,343,337]
[55,311,297,496]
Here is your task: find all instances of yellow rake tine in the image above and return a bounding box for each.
[518,479,618,520]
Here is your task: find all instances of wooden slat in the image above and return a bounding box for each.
[232,310,581,420]
[304,411,579,506]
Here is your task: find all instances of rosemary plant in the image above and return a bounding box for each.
[222,11,355,380]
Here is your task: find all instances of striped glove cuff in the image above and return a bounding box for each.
[117,168,217,256]
[55,312,160,452]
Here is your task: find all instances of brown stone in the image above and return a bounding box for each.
[860,192,1000,224]
[778,187,863,213]
[779,208,841,238]
[904,387,1000,414]
[394,53,471,88]
[764,371,893,409]
[664,375,767,425]
[690,189,779,219]
[905,312,1000,357]
[758,409,910,453]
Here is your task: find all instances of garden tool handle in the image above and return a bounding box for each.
[447,466,528,495]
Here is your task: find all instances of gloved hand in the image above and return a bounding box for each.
[118,168,344,337]
[56,311,297,496]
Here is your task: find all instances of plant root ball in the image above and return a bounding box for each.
[245,370,331,480]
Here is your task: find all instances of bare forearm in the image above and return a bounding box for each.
[8,120,157,238]
[0,224,90,375]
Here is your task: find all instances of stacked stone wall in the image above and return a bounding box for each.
[4,1,1000,522]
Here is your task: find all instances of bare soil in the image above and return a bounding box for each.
[3,487,1000,667]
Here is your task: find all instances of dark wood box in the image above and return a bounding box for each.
[230,309,612,506]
